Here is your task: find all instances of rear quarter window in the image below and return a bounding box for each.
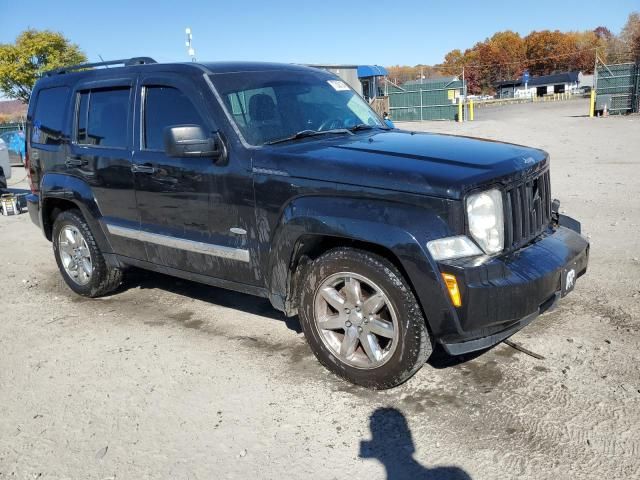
[31,86,70,146]
[76,88,130,149]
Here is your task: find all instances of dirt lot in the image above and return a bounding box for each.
[1,99,639,479]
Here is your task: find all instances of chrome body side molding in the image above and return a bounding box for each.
[106,224,250,263]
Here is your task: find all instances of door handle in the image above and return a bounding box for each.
[65,155,87,167]
[131,163,156,174]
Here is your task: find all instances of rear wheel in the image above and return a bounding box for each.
[298,247,432,389]
[52,210,122,297]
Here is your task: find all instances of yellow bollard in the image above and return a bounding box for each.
[458,100,463,123]
[469,99,474,121]
[589,89,596,117]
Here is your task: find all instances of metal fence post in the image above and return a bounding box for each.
[420,89,423,121]
[635,62,640,114]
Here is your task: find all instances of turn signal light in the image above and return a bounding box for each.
[442,273,462,307]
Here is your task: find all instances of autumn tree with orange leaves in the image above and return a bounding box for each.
[389,12,639,94]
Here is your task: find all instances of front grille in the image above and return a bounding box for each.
[504,170,552,250]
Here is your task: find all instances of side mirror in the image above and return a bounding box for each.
[163,125,227,164]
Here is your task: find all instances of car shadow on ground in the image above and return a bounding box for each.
[118,267,303,333]
[360,407,472,480]
[116,268,499,360]
[114,267,505,365]
[427,344,492,369]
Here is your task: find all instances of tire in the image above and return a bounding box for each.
[298,247,432,389]
[52,209,123,297]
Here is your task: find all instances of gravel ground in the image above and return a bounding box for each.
[1,99,639,479]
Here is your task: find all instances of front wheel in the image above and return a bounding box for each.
[52,209,123,297]
[298,247,432,389]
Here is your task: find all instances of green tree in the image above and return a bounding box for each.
[0,29,86,103]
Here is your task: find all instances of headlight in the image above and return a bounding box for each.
[427,235,482,261]
[466,188,504,254]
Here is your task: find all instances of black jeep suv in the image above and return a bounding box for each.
[25,58,588,388]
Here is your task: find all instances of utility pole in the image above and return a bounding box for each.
[185,27,196,62]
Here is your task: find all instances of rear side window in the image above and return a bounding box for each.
[143,86,205,151]
[76,87,130,148]
[31,86,70,145]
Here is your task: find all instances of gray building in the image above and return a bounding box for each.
[306,64,388,100]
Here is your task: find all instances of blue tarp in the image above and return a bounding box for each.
[3,131,25,157]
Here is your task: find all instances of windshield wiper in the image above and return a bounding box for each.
[349,123,390,132]
[265,128,352,145]
[349,123,374,132]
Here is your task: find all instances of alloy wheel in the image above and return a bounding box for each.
[58,225,93,286]
[313,272,399,369]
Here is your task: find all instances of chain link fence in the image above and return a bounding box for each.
[595,62,639,114]
[385,75,465,121]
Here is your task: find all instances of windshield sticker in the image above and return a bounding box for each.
[327,80,350,91]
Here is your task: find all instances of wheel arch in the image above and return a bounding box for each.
[265,195,456,338]
[284,233,416,312]
[40,173,114,256]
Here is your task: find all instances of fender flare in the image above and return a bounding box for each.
[266,195,458,335]
[40,173,114,255]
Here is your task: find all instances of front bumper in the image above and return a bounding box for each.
[437,222,589,354]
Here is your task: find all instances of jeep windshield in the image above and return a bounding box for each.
[210,70,388,146]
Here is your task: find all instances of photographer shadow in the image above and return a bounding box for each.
[360,408,472,480]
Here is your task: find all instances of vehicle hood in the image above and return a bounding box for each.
[253,130,549,199]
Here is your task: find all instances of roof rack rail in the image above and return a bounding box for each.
[44,57,157,76]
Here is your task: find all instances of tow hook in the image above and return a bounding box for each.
[552,198,582,234]
[551,198,561,226]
